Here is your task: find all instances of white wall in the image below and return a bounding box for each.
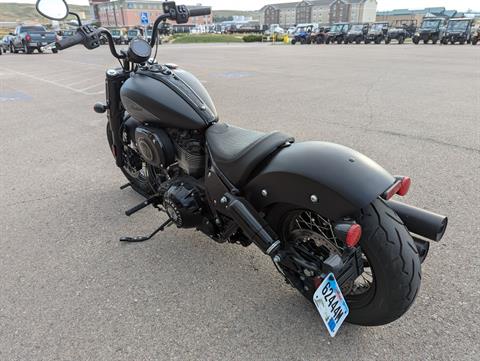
[361,0,378,23]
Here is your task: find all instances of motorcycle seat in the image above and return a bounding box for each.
[206,123,294,186]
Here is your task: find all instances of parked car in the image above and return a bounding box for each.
[441,18,473,45]
[325,23,351,44]
[127,29,143,43]
[345,24,369,44]
[265,24,285,36]
[310,26,330,44]
[11,25,58,54]
[385,22,416,44]
[365,22,389,44]
[159,22,172,36]
[1,35,13,53]
[413,18,446,44]
[291,24,316,44]
[110,29,128,45]
[59,29,74,38]
[287,27,297,35]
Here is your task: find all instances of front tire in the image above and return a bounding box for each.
[106,122,155,197]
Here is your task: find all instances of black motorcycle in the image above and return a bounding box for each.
[37,0,448,335]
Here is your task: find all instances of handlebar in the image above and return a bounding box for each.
[188,6,212,17]
[56,31,84,50]
[53,3,212,62]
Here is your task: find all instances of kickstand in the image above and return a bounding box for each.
[120,218,173,243]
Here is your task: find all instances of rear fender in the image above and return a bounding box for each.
[244,141,395,220]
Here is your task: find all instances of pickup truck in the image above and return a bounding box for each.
[11,25,58,54]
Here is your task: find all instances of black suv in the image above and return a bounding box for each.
[365,22,389,44]
[441,18,473,45]
[325,23,351,44]
[345,24,369,44]
[413,18,446,44]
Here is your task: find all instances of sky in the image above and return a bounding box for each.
[0,0,478,12]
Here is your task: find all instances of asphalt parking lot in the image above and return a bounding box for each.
[1,43,479,360]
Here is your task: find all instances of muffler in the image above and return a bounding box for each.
[386,200,448,242]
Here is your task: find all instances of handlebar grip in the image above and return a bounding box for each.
[56,31,84,50]
[188,6,211,17]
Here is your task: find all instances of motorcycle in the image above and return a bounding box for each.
[36,0,448,336]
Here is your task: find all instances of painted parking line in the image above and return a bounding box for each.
[3,68,105,96]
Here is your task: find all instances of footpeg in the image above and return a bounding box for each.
[120,219,173,243]
[120,182,131,190]
[125,195,158,216]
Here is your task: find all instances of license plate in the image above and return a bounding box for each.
[313,273,349,337]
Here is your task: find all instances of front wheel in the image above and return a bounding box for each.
[267,199,421,326]
[106,122,156,197]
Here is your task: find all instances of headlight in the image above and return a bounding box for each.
[415,33,420,36]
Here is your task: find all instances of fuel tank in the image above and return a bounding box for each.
[120,66,218,130]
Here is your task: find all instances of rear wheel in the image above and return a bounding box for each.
[398,36,405,44]
[267,199,421,326]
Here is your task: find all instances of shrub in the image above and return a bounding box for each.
[243,35,263,42]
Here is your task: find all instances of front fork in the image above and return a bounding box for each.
[105,68,128,168]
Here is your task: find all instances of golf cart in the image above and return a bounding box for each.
[325,23,351,44]
[441,18,473,44]
[413,18,446,44]
[385,21,416,44]
[472,27,480,45]
[310,26,330,44]
[345,24,369,44]
[365,22,389,44]
[291,24,316,45]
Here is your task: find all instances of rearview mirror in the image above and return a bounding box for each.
[36,0,69,21]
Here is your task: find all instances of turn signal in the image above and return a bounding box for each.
[383,176,411,200]
[345,224,362,248]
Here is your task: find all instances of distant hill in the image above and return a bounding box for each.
[0,2,89,23]
[212,10,261,22]
[0,3,260,25]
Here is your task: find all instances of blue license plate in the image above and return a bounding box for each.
[313,273,349,337]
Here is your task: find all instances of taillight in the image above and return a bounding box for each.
[383,176,411,200]
[345,224,362,248]
[334,222,362,248]
[397,176,411,196]
[25,34,31,42]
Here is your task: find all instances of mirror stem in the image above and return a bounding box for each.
[69,11,82,26]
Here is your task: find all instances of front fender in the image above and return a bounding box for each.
[244,141,395,220]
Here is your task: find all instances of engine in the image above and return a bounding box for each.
[127,122,176,169]
[168,129,205,178]
[163,180,205,229]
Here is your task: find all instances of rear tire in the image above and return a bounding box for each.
[346,199,421,325]
[267,199,421,326]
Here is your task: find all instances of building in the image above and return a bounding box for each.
[260,0,377,27]
[376,7,464,26]
[89,0,213,28]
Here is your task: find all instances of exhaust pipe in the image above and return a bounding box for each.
[386,200,448,242]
